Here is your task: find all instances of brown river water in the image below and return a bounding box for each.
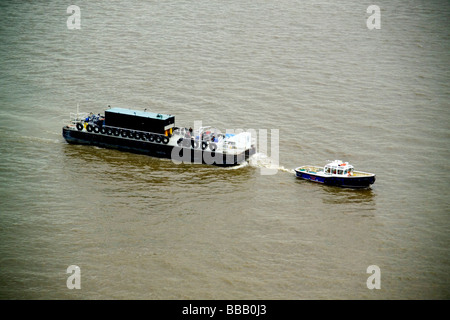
[0,0,449,299]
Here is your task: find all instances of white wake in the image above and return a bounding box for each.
[247,153,294,174]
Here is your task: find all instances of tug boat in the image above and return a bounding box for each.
[294,160,375,188]
[62,107,256,167]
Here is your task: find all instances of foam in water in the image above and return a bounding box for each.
[223,160,249,170]
[234,153,294,174]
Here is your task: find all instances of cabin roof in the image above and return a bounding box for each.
[106,108,173,120]
[325,160,353,168]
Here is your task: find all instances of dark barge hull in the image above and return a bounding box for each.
[63,126,255,167]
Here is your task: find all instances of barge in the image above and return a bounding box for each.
[62,107,256,167]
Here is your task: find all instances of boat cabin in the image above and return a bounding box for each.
[324,160,354,176]
[104,108,175,135]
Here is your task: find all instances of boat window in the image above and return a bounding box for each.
[338,169,343,175]
[325,166,330,174]
[332,167,337,174]
[344,169,348,175]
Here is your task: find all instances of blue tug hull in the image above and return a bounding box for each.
[295,171,375,189]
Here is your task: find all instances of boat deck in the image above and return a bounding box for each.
[296,166,323,174]
[296,166,373,177]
